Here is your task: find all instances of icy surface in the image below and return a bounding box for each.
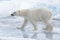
[0,16,60,40]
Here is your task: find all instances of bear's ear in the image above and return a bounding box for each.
[18,10,20,13]
[13,12,16,14]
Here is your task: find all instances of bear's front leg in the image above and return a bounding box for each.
[29,18,38,31]
[17,17,28,30]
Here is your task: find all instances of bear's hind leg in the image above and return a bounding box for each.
[43,21,53,32]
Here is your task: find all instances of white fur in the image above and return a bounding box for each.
[12,8,53,32]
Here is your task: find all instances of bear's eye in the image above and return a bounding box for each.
[13,12,16,14]
[18,11,20,13]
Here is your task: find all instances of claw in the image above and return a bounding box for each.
[17,27,25,31]
[33,28,38,31]
[43,28,52,32]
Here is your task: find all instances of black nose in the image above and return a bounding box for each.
[11,14,14,16]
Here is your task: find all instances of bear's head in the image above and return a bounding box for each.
[11,10,20,16]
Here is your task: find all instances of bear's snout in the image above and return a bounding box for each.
[11,14,14,16]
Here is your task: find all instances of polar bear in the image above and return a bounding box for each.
[11,8,53,32]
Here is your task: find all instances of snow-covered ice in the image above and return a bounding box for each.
[0,15,60,40]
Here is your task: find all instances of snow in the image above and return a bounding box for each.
[0,37,35,40]
[0,0,60,40]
